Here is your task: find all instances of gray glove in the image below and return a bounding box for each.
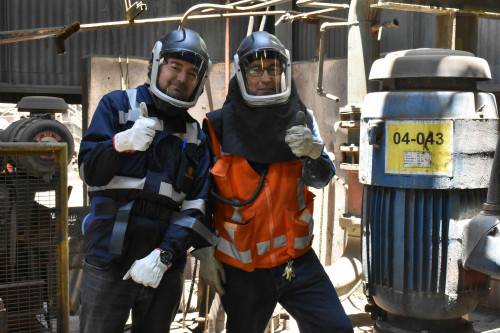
[285,124,324,159]
[114,102,156,152]
[191,247,226,295]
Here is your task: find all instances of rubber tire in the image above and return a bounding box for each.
[0,117,74,175]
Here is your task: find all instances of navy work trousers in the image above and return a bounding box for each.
[79,259,185,333]
[220,249,354,333]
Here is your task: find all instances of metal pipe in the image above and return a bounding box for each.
[259,6,270,31]
[247,15,255,36]
[0,33,59,45]
[370,18,399,33]
[54,22,81,55]
[0,10,292,46]
[324,235,362,300]
[204,285,210,332]
[0,27,63,37]
[222,0,288,11]
[225,7,230,96]
[369,2,500,19]
[179,3,237,29]
[54,143,70,333]
[278,8,348,23]
[316,21,352,102]
[178,0,290,29]
[296,0,349,10]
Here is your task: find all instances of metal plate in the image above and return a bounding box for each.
[385,120,453,176]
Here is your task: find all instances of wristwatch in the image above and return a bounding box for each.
[159,250,173,269]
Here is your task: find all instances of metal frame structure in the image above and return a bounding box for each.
[0,143,69,333]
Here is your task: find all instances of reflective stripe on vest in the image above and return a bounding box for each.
[296,208,313,249]
[231,206,242,223]
[218,236,252,264]
[298,177,306,210]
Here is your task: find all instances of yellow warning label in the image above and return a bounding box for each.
[385,120,453,175]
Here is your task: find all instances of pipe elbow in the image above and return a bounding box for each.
[325,235,363,297]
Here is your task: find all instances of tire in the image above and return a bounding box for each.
[0,117,74,175]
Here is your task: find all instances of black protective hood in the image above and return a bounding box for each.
[151,93,188,119]
[147,86,190,132]
[206,76,312,164]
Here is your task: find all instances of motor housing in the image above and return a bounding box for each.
[360,49,499,333]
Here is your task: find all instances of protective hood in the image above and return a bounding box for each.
[150,91,188,119]
[207,76,312,164]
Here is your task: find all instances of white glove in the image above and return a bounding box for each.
[191,247,226,295]
[123,249,169,288]
[114,102,156,152]
[285,124,325,159]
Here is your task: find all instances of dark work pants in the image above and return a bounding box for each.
[79,259,185,333]
[220,249,354,333]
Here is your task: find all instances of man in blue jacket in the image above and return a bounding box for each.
[78,28,216,333]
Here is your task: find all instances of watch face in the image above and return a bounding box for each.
[160,251,173,267]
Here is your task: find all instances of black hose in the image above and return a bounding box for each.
[211,168,268,207]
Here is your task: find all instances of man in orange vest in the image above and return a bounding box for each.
[192,31,353,332]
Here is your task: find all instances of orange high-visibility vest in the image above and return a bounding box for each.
[206,118,316,272]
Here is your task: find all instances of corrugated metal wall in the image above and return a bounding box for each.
[291,0,349,61]
[0,0,249,102]
[478,17,500,90]
[1,1,500,103]
[380,9,436,52]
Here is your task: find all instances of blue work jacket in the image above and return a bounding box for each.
[78,84,214,268]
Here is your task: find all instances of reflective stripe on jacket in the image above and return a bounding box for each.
[206,118,315,272]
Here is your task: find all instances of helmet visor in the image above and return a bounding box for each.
[239,50,288,97]
[155,51,208,104]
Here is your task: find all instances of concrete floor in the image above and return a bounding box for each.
[68,290,500,333]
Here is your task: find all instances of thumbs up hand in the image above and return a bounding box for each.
[285,111,324,159]
[114,102,157,152]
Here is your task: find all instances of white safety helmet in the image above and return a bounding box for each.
[234,31,291,106]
